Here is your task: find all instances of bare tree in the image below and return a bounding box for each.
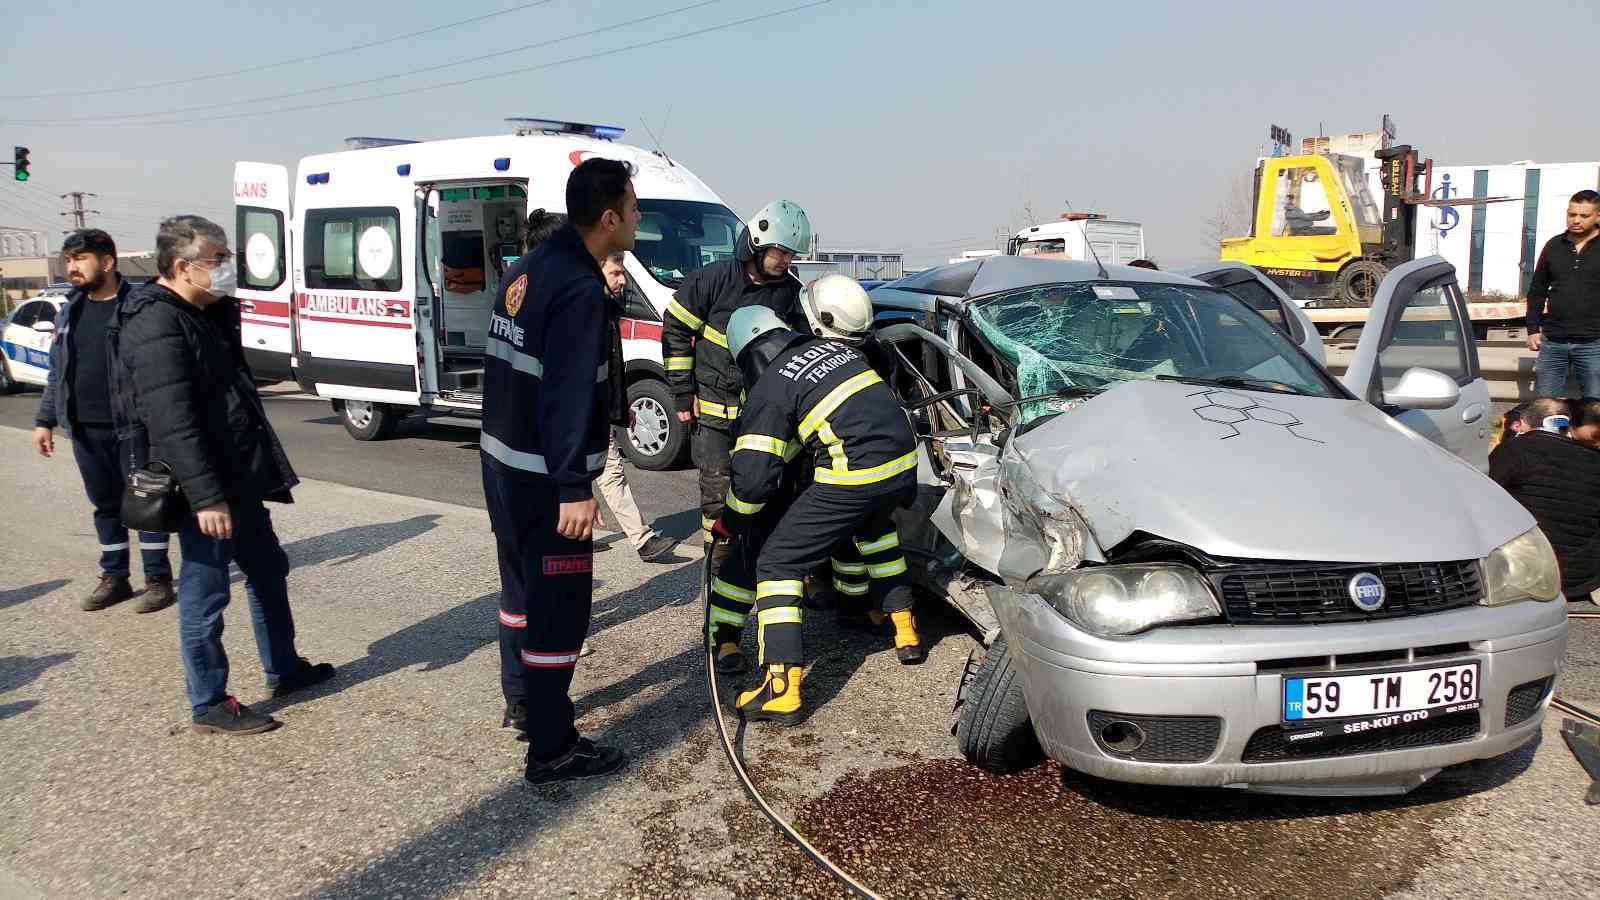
[1205,171,1257,247]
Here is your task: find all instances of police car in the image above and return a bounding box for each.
[0,293,66,393]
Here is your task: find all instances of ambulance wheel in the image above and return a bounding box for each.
[955,636,1043,774]
[619,378,686,471]
[0,354,20,394]
[336,399,398,441]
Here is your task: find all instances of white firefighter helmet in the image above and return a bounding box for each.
[746,200,812,256]
[800,274,874,343]
[727,305,792,361]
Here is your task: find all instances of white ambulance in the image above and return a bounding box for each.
[232,119,745,469]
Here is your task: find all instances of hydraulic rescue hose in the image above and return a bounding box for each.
[702,540,886,900]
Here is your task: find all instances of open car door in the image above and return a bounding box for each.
[1183,261,1324,365]
[233,162,294,383]
[1339,257,1491,471]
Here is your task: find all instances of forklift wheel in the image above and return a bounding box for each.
[1336,259,1389,307]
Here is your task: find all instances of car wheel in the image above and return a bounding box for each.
[335,398,398,441]
[618,378,687,470]
[954,636,1043,774]
[0,353,20,395]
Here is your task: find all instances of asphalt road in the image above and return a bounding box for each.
[3,386,1599,900]
[0,386,705,544]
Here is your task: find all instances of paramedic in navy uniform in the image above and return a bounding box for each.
[480,157,638,784]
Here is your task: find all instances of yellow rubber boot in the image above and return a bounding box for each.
[890,610,925,665]
[715,642,748,675]
[736,664,806,725]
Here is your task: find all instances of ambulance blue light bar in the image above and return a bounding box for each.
[306,172,330,185]
[493,158,511,171]
[506,118,626,141]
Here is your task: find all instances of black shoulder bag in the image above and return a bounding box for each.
[107,300,191,533]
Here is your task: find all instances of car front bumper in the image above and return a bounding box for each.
[992,589,1569,795]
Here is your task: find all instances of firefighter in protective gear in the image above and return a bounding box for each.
[660,200,809,551]
[713,303,922,724]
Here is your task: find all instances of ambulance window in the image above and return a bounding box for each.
[305,207,402,292]
[237,207,284,291]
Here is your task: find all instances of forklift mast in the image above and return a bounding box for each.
[1373,144,1431,264]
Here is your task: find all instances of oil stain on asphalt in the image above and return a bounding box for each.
[715,741,1536,900]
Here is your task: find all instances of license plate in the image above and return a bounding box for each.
[1283,662,1480,723]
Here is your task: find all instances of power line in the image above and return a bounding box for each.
[8,0,836,129]
[2,0,559,101]
[8,0,726,125]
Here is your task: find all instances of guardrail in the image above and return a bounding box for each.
[1323,341,1583,402]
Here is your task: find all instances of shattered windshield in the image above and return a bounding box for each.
[632,199,742,288]
[969,282,1338,423]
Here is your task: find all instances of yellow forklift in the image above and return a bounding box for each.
[1220,143,1499,310]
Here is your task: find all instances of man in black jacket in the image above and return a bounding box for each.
[659,201,809,550]
[1527,190,1600,397]
[32,229,175,613]
[1489,396,1600,606]
[115,215,334,735]
[481,160,637,784]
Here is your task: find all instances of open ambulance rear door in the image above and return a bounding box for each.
[233,162,295,383]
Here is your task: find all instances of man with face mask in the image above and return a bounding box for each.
[660,201,809,553]
[32,229,175,613]
[113,215,334,735]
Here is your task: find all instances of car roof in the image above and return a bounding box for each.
[870,256,1209,313]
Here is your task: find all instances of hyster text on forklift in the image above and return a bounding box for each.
[232,118,746,469]
[1219,125,1600,340]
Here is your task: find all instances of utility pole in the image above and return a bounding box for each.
[60,191,99,231]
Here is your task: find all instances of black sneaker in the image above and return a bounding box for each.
[524,737,626,785]
[191,696,281,735]
[269,659,337,698]
[502,702,528,731]
[637,534,676,563]
[82,575,133,612]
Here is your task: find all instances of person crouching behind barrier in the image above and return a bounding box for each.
[710,276,923,725]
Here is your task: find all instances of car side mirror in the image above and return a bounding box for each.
[32,320,55,333]
[1382,367,1460,410]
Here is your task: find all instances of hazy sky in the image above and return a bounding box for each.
[2,0,1595,268]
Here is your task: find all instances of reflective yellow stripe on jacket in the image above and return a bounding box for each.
[698,399,741,420]
[666,298,704,332]
[797,370,882,440]
[733,433,801,462]
[813,450,919,486]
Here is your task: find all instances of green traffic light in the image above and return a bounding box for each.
[13,170,27,182]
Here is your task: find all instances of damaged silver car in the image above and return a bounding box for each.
[868,255,1568,796]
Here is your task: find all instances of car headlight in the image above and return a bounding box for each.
[1029,564,1222,637]
[1480,526,1561,605]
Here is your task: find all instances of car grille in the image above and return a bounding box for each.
[1215,560,1482,624]
[1241,710,1480,762]
[1086,711,1222,763]
[1504,677,1552,728]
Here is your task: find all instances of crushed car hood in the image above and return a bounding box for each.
[997,379,1533,565]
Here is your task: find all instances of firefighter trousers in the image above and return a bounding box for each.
[751,475,916,667]
[691,421,733,547]
[482,460,594,763]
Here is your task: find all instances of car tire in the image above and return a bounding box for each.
[335,398,398,441]
[1335,258,1388,307]
[955,636,1043,774]
[0,354,20,395]
[618,377,687,470]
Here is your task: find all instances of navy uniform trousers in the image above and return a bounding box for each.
[483,460,594,763]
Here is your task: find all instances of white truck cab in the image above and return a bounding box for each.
[233,119,744,469]
[1006,215,1146,266]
